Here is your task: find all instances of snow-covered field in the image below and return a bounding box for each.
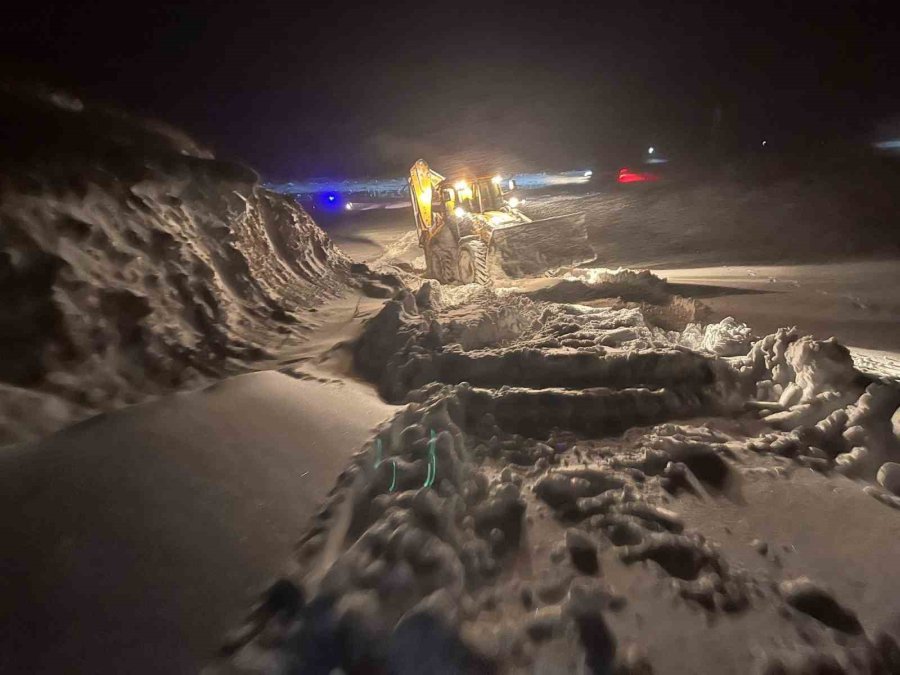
[4,85,900,674]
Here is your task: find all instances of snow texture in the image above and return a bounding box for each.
[679,316,754,356]
[6,81,900,675]
[217,278,900,674]
[0,84,355,444]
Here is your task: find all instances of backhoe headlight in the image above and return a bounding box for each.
[507,197,520,208]
[454,207,466,217]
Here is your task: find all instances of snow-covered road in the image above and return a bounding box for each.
[10,85,900,674]
[216,261,900,673]
[324,201,900,360]
[0,372,397,674]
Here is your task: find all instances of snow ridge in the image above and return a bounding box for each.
[217,283,900,674]
[0,85,352,443]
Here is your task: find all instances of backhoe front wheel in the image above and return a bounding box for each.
[457,238,490,285]
[424,226,459,284]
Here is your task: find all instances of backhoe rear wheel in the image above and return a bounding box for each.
[457,238,490,285]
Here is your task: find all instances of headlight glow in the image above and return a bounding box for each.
[491,175,502,185]
[454,206,466,217]
[345,202,353,210]
[508,197,520,208]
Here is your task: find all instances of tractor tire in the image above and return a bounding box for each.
[424,226,458,284]
[457,238,490,285]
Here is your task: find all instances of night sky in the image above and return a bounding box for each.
[3,1,898,178]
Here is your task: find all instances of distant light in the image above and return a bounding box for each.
[508,197,520,208]
[584,170,593,177]
[453,180,468,191]
[618,167,659,183]
[327,194,336,202]
[648,147,655,154]
[491,175,502,185]
[345,202,354,210]
[454,206,466,217]
[874,140,900,150]
[761,140,768,147]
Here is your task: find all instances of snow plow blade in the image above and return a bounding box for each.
[491,211,591,277]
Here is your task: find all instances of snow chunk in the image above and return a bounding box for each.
[563,267,665,291]
[680,316,753,356]
[525,267,671,305]
[877,462,900,496]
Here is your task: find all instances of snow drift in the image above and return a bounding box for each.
[216,281,900,674]
[0,84,354,443]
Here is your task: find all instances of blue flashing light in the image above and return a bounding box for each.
[316,192,343,210]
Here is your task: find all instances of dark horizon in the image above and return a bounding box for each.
[3,1,898,180]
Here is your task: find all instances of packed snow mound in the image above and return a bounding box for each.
[215,280,900,673]
[563,267,664,289]
[512,267,711,333]
[215,364,900,674]
[355,288,751,404]
[680,316,754,356]
[0,85,354,444]
[414,280,496,312]
[363,295,900,500]
[525,267,670,305]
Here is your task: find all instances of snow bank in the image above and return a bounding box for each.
[215,377,898,675]
[526,267,671,305]
[217,277,900,673]
[0,85,355,443]
[359,288,900,487]
[731,328,900,483]
[563,267,664,290]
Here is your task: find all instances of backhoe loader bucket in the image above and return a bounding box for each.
[490,211,592,277]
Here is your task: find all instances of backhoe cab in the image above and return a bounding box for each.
[408,159,591,285]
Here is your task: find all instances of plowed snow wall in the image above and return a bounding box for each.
[0,84,350,443]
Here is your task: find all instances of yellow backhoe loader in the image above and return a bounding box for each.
[408,159,592,284]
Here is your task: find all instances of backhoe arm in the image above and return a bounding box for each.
[408,159,445,244]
